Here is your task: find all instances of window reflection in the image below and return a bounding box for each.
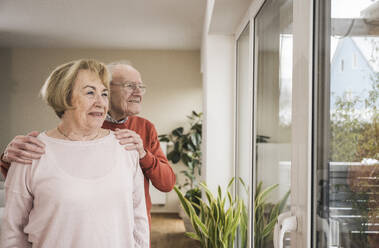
[254,0,293,247]
[316,0,379,247]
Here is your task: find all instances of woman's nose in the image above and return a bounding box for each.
[94,93,108,107]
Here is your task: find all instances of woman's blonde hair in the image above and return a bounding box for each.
[40,59,110,118]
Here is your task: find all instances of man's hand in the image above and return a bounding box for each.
[114,128,147,159]
[3,131,45,165]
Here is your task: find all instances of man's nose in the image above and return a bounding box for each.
[133,87,144,95]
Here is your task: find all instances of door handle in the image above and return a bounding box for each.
[273,211,298,248]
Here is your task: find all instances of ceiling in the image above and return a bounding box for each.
[0,0,206,50]
[209,0,252,34]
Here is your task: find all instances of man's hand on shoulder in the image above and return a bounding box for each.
[2,131,45,165]
[114,128,147,159]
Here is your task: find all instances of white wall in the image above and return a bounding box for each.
[202,33,235,194]
[0,48,202,213]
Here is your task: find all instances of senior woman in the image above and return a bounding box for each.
[0,59,149,247]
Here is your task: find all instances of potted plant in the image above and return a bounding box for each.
[174,178,244,248]
[159,111,202,223]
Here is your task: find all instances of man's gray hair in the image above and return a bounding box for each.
[107,60,134,74]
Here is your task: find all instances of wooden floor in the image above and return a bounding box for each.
[151,213,201,248]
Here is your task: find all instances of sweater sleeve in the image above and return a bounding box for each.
[132,153,150,248]
[139,124,176,192]
[1,163,33,248]
[0,153,10,179]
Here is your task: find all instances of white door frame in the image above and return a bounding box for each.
[233,0,314,247]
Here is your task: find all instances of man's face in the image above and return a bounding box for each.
[109,65,144,119]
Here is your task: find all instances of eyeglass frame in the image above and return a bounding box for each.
[110,81,147,94]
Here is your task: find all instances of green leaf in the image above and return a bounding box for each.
[185,232,201,241]
[172,127,184,137]
[191,213,209,238]
[167,150,181,163]
[190,133,198,147]
[174,186,192,217]
[256,184,278,206]
[263,217,277,238]
[217,186,222,201]
[227,178,235,189]
[158,135,170,142]
[175,177,245,247]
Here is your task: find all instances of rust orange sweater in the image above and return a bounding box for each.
[102,116,176,227]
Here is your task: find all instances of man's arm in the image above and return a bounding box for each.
[115,126,176,192]
[0,131,45,178]
[138,131,176,192]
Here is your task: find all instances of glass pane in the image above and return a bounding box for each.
[254,0,293,247]
[316,1,379,247]
[236,23,250,248]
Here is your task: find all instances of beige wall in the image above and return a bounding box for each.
[0,48,202,213]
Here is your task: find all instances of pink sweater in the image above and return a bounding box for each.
[1,132,149,248]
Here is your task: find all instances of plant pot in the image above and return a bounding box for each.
[182,214,195,232]
[178,205,195,232]
[178,204,186,219]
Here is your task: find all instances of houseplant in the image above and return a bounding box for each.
[159,111,202,200]
[174,178,244,248]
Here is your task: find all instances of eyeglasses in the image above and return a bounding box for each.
[110,81,147,94]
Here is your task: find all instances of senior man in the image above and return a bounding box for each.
[0,62,176,228]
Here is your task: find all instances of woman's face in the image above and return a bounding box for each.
[63,69,109,131]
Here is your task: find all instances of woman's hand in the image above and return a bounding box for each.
[3,131,45,165]
[114,129,147,159]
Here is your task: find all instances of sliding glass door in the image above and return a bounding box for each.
[314,1,379,247]
[254,0,293,247]
[249,0,313,247]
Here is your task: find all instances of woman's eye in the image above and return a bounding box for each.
[86,91,94,95]
[102,93,108,97]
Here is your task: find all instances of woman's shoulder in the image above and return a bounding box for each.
[106,132,139,159]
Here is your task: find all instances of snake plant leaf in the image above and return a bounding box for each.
[262,216,278,238]
[227,177,235,189]
[238,177,247,190]
[223,206,241,244]
[191,202,201,211]
[191,214,209,238]
[174,186,191,216]
[256,183,278,206]
[278,190,290,213]
[175,178,246,248]
[218,186,222,201]
[255,181,263,197]
[200,182,216,203]
[186,232,201,241]
[212,202,219,223]
[227,191,233,205]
